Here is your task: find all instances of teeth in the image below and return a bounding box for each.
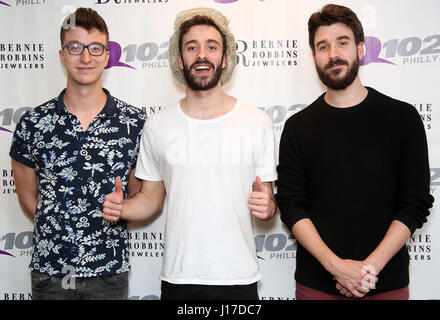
[196,66,210,71]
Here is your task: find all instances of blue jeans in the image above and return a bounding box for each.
[31,271,129,300]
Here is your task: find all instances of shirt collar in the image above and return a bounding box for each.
[55,88,117,116]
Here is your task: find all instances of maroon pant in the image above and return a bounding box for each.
[296,282,409,300]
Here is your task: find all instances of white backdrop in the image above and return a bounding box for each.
[0,0,438,300]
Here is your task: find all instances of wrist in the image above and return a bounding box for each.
[363,257,383,276]
[322,252,342,276]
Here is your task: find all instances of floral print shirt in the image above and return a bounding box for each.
[10,89,146,277]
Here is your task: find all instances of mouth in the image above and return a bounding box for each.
[326,59,348,70]
[77,66,95,72]
[193,64,212,75]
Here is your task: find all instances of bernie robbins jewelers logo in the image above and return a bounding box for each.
[361,34,440,66]
[1,168,16,196]
[128,231,164,258]
[407,233,432,262]
[0,43,45,70]
[413,103,433,131]
[237,39,299,68]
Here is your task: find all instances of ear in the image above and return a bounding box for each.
[357,42,365,60]
[104,46,110,66]
[222,54,226,69]
[178,54,184,71]
[59,49,66,67]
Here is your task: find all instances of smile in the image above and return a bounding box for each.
[194,65,212,73]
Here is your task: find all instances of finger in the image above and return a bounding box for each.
[248,204,267,213]
[115,177,123,195]
[249,191,270,200]
[350,288,367,299]
[250,210,271,220]
[104,194,122,205]
[248,197,269,206]
[256,176,265,191]
[103,207,122,216]
[103,214,120,222]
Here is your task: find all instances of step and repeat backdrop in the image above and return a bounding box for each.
[0,0,439,300]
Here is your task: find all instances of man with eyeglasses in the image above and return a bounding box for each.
[9,7,145,300]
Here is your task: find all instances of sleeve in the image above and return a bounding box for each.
[9,111,35,169]
[275,118,310,232]
[393,105,434,234]
[134,119,163,181]
[255,113,277,182]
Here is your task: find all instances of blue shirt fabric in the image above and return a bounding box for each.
[10,89,146,277]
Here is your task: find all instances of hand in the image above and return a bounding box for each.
[335,264,378,298]
[331,259,373,298]
[248,176,276,220]
[103,177,124,222]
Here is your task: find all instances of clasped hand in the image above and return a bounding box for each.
[332,259,378,298]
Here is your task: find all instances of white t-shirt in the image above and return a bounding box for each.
[135,100,277,285]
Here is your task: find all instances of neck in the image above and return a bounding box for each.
[324,76,368,108]
[63,79,107,116]
[181,83,236,120]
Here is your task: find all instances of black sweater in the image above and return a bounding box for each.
[276,87,434,295]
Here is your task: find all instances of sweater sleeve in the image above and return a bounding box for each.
[276,117,310,232]
[394,104,434,234]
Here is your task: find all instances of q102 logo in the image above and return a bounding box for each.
[0,231,33,258]
[106,41,168,70]
[361,35,440,66]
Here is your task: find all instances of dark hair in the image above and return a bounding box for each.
[308,4,364,53]
[178,15,227,56]
[60,7,109,45]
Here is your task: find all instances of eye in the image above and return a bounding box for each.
[70,42,81,50]
[89,44,104,54]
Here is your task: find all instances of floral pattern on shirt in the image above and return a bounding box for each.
[10,89,146,277]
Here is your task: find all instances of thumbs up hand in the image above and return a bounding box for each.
[248,176,276,220]
[103,177,124,222]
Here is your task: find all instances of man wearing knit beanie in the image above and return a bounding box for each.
[103,7,278,300]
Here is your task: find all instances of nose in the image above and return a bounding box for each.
[197,46,207,60]
[80,48,92,63]
[328,44,338,60]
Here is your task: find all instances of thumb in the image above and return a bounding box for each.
[114,177,123,196]
[255,176,265,192]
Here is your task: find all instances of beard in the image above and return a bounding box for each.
[316,55,360,90]
[182,58,223,91]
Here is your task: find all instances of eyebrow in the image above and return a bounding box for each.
[184,39,221,47]
[315,35,351,48]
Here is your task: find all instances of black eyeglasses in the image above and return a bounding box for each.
[62,41,108,56]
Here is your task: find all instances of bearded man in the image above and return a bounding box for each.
[276,4,433,300]
[103,7,278,300]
